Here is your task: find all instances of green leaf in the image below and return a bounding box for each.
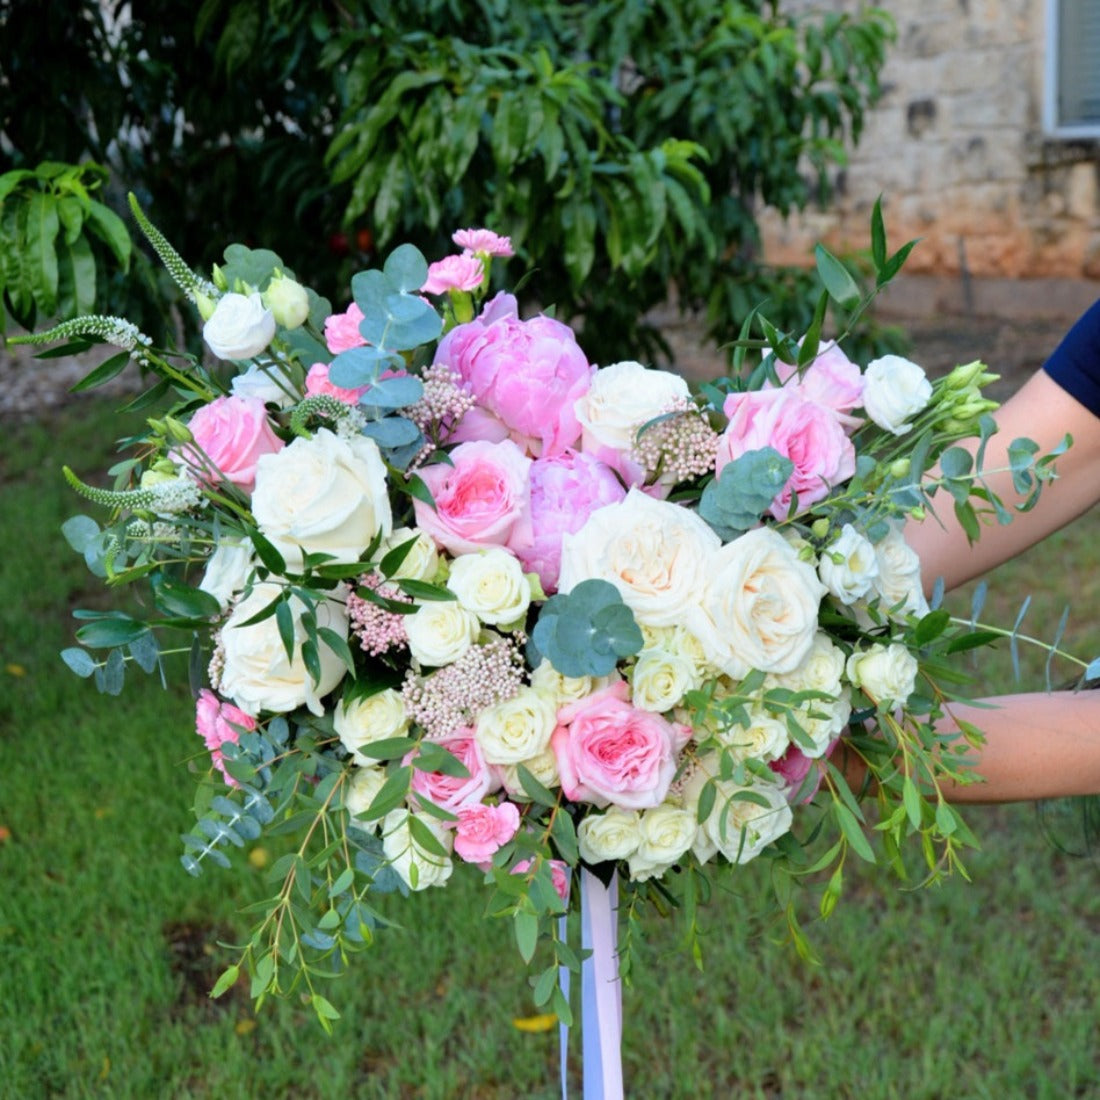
[870,196,887,272]
[834,802,875,862]
[85,199,131,269]
[25,191,60,315]
[75,616,149,648]
[210,965,240,999]
[60,646,97,678]
[513,910,539,965]
[814,243,861,310]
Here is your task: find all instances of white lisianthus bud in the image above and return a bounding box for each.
[577,806,642,863]
[846,643,919,708]
[203,292,276,360]
[862,355,932,435]
[262,272,311,330]
[818,523,879,604]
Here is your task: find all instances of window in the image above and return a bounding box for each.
[1046,0,1100,137]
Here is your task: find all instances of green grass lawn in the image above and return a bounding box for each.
[2,398,1100,1099]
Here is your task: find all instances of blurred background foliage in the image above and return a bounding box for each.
[0,0,899,361]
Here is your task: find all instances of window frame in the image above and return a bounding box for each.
[1045,0,1100,138]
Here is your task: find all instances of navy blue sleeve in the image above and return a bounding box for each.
[1042,299,1100,416]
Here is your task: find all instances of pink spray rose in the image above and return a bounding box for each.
[550,682,689,810]
[766,340,864,425]
[512,858,571,904]
[413,438,533,556]
[304,362,370,405]
[432,293,593,457]
[717,388,855,520]
[195,688,257,787]
[405,731,498,812]
[422,253,485,295]
[181,394,283,492]
[453,801,522,865]
[514,450,627,593]
[324,302,367,354]
[453,228,514,257]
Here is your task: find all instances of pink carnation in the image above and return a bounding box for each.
[717,388,855,520]
[422,253,485,296]
[304,362,370,405]
[453,801,522,865]
[413,438,533,556]
[512,858,571,904]
[433,293,593,458]
[195,688,257,787]
[181,394,283,493]
[405,731,498,813]
[324,302,367,354]
[769,738,840,803]
[452,228,514,257]
[550,682,689,810]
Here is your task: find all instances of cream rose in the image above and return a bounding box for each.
[499,746,561,798]
[628,803,697,881]
[770,633,846,696]
[447,548,531,626]
[377,526,440,582]
[793,692,852,757]
[558,488,720,626]
[871,524,928,618]
[382,809,453,891]
[475,686,557,765]
[630,648,700,713]
[577,806,642,863]
[530,661,616,707]
[334,689,410,765]
[818,523,879,604]
[252,429,392,570]
[862,355,932,435]
[203,291,276,360]
[689,774,793,865]
[716,707,790,764]
[344,765,388,830]
[846,643,919,708]
[404,601,480,667]
[687,526,826,679]
[219,582,349,716]
[199,537,255,611]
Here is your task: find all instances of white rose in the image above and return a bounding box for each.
[344,765,388,830]
[447,548,531,626]
[574,360,691,458]
[382,809,453,891]
[230,361,297,409]
[577,806,642,863]
[818,523,879,604]
[793,692,852,758]
[770,633,846,696]
[252,429,392,569]
[203,291,276,360]
[219,581,349,716]
[846,643,919,708]
[688,774,793,866]
[199,537,255,610]
[687,526,826,679]
[530,661,616,706]
[377,526,440,582]
[715,707,789,764]
[334,689,410,765]
[262,272,310,329]
[404,601,480,667]
[475,686,557,765]
[862,355,932,435]
[559,488,720,626]
[871,524,928,618]
[630,648,699,713]
[627,803,697,881]
[499,746,561,798]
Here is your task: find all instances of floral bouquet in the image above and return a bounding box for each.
[15,196,1063,1082]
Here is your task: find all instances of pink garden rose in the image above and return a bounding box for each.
[324,302,367,354]
[181,394,283,492]
[515,450,627,593]
[422,253,485,295]
[452,801,521,865]
[304,362,370,405]
[195,688,257,787]
[717,388,855,520]
[512,858,571,904]
[413,438,533,556]
[767,340,864,421]
[405,731,498,813]
[550,682,689,810]
[453,228,514,257]
[432,293,593,457]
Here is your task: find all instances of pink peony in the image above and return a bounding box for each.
[717,388,855,520]
[550,682,689,810]
[304,362,370,405]
[433,293,593,457]
[195,688,257,787]
[453,801,522,865]
[324,302,367,354]
[453,228,514,257]
[405,731,498,812]
[413,438,533,556]
[422,253,485,295]
[514,450,627,593]
[181,394,283,492]
[512,857,571,904]
[766,340,864,423]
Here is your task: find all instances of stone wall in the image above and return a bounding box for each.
[760,0,1100,283]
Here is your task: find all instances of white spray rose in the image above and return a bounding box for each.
[628,803,698,881]
[559,489,720,626]
[252,429,392,569]
[630,648,699,713]
[687,526,826,679]
[530,661,616,706]
[382,809,453,891]
[262,272,310,329]
[792,692,852,757]
[846,643,919,708]
[404,601,480,667]
[577,806,642,863]
[871,524,928,618]
[474,686,557,765]
[716,707,790,764]
[199,537,255,611]
[770,633,846,696]
[230,361,297,409]
[334,689,410,765]
[688,774,793,866]
[203,292,276,360]
[447,548,531,626]
[499,746,561,799]
[344,766,388,831]
[862,355,932,435]
[219,582,349,716]
[377,526,440,582]
[818,523,879,604]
